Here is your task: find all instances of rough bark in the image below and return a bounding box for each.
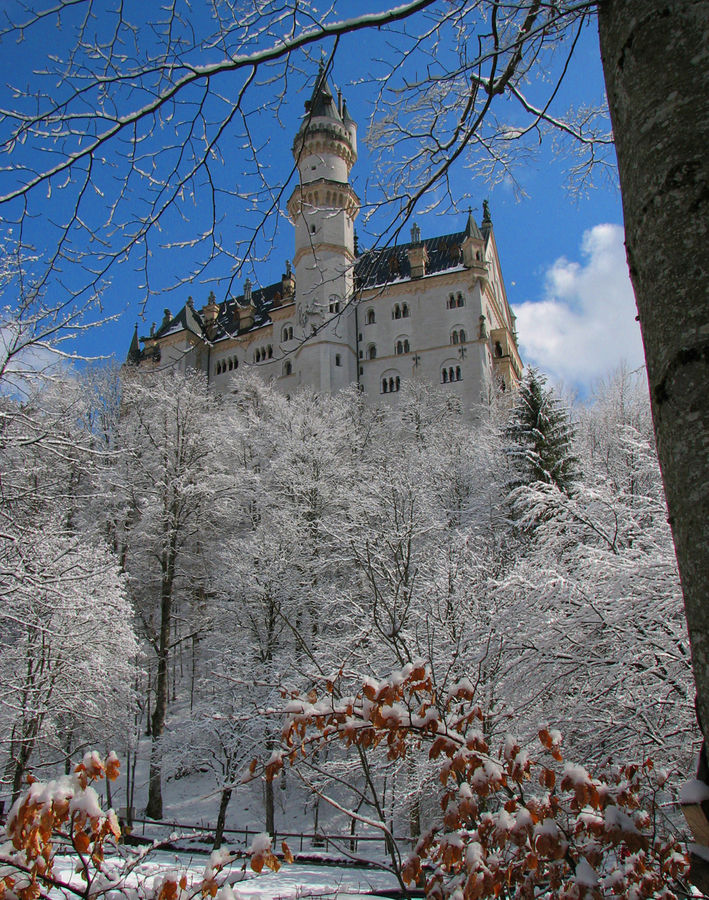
[145,538,177,819]
[213,787,232,850]
[598,0,709,746]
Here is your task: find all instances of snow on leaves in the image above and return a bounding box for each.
[0,755,259,900]
[267,665,688,899]
[1,752,121,900]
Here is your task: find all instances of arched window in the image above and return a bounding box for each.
[268,345,273,359]
[452,331,459,345]
[442,368,448,383]
[366,309,375,325]
[255,349,260,363]
[459,329,466,343]
[449,367,455,382]
[456,293,465,308]
[396,340,403,355]
[382,379,388,394]
[228,359,233,371]
[368,345,377,360]
[389,377,395,392]
[329,298,340,314]
[495,341,503,357]
[402,303,409,318]
[455,366,462,381]
[282,325,293,341]
[448,294,455,309]
[283,360,292,376]
[395,376,401,391]
[394,304,401,319]
[403,339,410,353]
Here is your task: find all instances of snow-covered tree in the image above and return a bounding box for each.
[495,370,696,779]
[0,522,137,802]
[114,369,231,819]
[505,368,579,497]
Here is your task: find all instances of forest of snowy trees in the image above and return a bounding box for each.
[0,362,696,856]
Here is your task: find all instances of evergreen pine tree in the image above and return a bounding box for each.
[505,368,578,494]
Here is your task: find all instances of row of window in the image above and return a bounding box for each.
[254,345,273,363]
[363,329,467,360]
[215,357,238,375]
[442,366,463,383]
[380,367,463,394]
[364,295,465,325]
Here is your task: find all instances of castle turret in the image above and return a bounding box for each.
[461,209,487,272]
[286,63,360,391]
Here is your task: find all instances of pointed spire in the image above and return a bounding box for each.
[126,323,141,366]
[464,207,483,240]
[303,60,341,121]
[342,97,353,124]
[481,199,493,240]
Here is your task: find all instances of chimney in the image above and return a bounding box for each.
[281,260,295,300]
[407,223,428,279]
[239,278,255,330]
[202,290,219,339]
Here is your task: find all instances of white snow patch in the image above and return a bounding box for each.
[575,857,599,887]
[680,779,709,804]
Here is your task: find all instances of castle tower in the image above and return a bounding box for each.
[286,63,360,391]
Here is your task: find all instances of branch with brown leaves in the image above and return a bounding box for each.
[265,664,689,899]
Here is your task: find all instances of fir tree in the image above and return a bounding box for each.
[505,368,578,495]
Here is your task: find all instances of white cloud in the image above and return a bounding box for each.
[512,224,644,391]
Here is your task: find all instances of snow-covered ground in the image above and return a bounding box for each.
[52,851,401,900]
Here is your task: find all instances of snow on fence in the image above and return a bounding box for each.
[126,816,415,860]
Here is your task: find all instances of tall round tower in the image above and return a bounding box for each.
[287,63,360,392]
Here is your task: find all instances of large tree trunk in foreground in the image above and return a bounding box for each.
[598,1,709,746]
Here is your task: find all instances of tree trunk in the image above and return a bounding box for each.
[145,544,176,819]
[598,0,709,751]
[265,777,275,837]
[213,787,232,850]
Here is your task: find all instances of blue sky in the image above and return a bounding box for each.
[0,2,645,396]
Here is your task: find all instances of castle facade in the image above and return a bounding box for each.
[127,66,522,406]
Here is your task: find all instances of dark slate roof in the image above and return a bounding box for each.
[354,229,467,290]
[131,212,492,356]
[142,279,289,351]
[126,324,141,365]
[303,62,341,122]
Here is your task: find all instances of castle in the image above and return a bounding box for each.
[127,65,522,406]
